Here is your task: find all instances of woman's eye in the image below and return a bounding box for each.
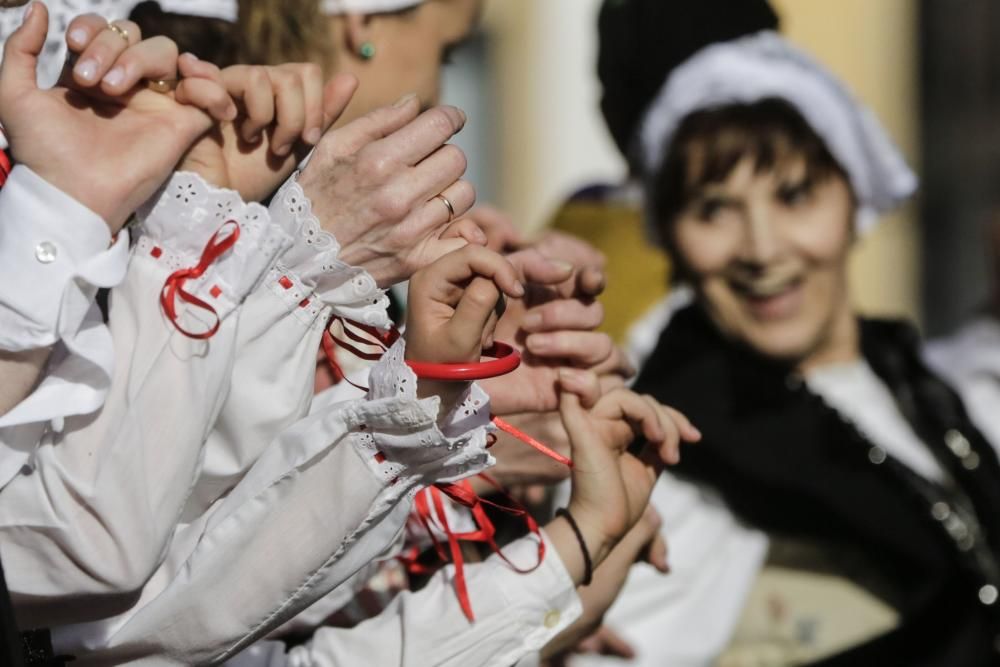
[697,198,726,220]
[777,181,812,206]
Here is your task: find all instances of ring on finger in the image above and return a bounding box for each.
[434,194,455,223]
[106,20,130,44]
[146,78,179,94]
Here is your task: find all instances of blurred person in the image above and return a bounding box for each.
[559,1,1000,666]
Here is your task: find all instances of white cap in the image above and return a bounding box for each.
[321,0,422,15]
[154,0,237,22]
[639,31,917,235]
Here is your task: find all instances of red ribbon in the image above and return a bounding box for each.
[403,476,545,621]
[0,148,11,188]
[160,220,240,340]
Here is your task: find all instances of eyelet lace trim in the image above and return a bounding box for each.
[134,171,292,318]
[269,174,391,330]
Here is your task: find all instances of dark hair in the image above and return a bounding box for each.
[129,1,240,67]
[653,98,849,235]
[597,0,779,167]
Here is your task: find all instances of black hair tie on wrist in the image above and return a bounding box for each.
[556,507,594,586]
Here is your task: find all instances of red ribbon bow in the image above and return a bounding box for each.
[160,220,240,340]
[0,148,12,189]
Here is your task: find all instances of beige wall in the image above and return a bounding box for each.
[482,0,922,322]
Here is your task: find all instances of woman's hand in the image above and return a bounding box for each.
[404,245,524,409]
[297,97,478,287]
[0,7,232,232]
[178,62,357,201]
[547,373,699,584]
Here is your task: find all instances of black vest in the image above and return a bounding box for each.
[633,305,1000,666]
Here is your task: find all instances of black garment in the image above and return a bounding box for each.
[0,556,24,667]
[633,305,1000,666]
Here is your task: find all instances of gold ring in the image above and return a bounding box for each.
[434,194,455,222]
[146,78,178,94]
[107,21,130,44]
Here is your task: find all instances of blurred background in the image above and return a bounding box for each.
[442,0,999,340]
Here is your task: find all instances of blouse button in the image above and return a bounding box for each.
[931,502,951,521]
[962,451,981,471]
[867,447,887,465]
[945,429,971,458]
[543,610,561,628]
[34,241,57,263]
[979,584,998,606]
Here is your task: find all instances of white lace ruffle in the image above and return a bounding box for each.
[268,174,391,330]
[347,339,494,498]
[134,171,292,319]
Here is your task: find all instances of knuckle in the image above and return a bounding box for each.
[372,190,409,221]
[440,144,468,173]
[360,153,395,181]
[300,62,322,82]
[424,106,459,137]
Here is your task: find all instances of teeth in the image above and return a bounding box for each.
[734,278,797,298]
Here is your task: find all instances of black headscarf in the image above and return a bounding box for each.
[597,0,780,165]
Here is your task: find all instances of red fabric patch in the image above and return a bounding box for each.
[150,246,163,258]
[209,285,222,298]
[374,451,386,463]
[278,276,293,289]
[298,298,310,308]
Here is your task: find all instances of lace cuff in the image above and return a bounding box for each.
[133,171,292,321]
[347,339,494,499]
[267,173,391,330]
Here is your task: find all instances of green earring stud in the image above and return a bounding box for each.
[359,41,376,60]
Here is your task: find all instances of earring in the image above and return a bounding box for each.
[359,41,376,60]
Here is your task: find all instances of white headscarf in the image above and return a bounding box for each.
[321,0,422,14]
[638,30,917,234]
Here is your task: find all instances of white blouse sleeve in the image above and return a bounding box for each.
[188,172,391,517]
[225,529,582,667]
[0,172,289,628]
[0,166,129,479]
[52,339,495,665]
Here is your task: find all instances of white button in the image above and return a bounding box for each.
[931,502,951,521]
[945,429,972,458]
[980,584,998,606]
[962,451,981,471]
[868,447,887,465]
[543,610,561,628]
[34,241,57,263]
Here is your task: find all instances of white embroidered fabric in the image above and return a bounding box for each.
[349,338,494,499]
[268,173,392,330]
[134,171,291,320]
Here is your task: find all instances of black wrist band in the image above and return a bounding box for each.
[556,507,593,586]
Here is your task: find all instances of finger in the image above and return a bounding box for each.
[596,627,637,659]
[406,179,476,237]
[319,92,420,157]
[467,205,525,251]
[64,12,110,52]
[525,331,615,367]
[452,276,502,348]
[599,373,627,394]
[283,63,324,145]
[174,76,237,123]
[440,218,488,247]
[426,245,524,300]
[370,104,466,166]
[591,345,637,379]
[521,299,604,334]
[0,1,47,104]
[72,19,141,86]
[595,389,667,446]
[647,532,669,574]
[99,35,179,95]
[663,404,701,443]
[506,247,574,287]
[577,266,607,297]
[556,368,602,408]
[320,72,358,129]
[645,396,681,465]
[405,143,469,203]
[268,67,307,156]
[222,65,276,142]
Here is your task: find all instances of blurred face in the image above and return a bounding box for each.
[333,0,482,122]
[668,157,858,367]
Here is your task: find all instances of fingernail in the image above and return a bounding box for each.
[523,312,543,331]
[551,259,574,273]
[74,59,98,82]
[103,66,125,87]
[68,27,88,46]
[225,104,238,122]
[183,52,199,61]
[24,2,36,21]
[304,127,322,145]
[274,143,291,156]
[393,92,417,108]
[470,227,487,245]
[513,280,525,297]
[457,107,467,124]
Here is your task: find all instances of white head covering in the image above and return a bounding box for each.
[154,0,237,22]
[321,0,422,14]
[638,30,917,234]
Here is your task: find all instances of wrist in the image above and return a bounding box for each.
[566,500,616,570]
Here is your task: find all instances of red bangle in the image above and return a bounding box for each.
[405,342,521,381]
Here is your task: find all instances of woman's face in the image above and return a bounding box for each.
[333,0,482,122]
[669,156,856,365]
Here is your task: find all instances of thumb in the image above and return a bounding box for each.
[0,1,46,104]
[321,72,358,131]
[559,386,594,457]
[317,92,420,158]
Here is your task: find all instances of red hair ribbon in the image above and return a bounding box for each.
[0,148,11,188]
[160,220,240,340]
